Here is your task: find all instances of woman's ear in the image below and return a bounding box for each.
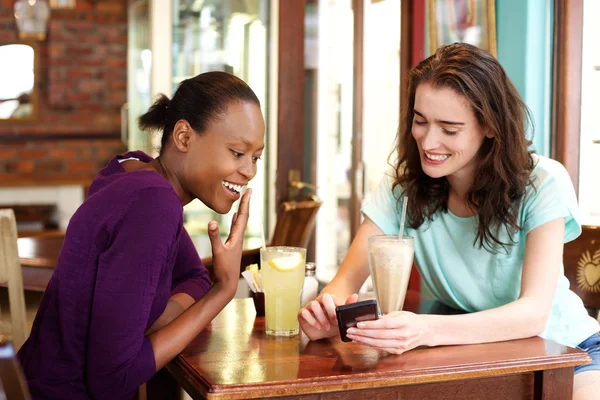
[172,120,192,152]
[484,127,494,139]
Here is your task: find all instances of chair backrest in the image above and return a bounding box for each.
[0,210,28,351]
[269,200,323,249]
[563,225,600,317]
[0,343,31,400]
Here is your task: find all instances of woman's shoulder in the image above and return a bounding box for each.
[521,154,581,241]
[93,171,176,201]
[90,150,171,195]
[379,168,403,192]
[84,171,182,229]
[364,169,403,201]
[530,154,570,179]
[529,154,573,189]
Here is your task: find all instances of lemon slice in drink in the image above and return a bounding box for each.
[267,254,303,272]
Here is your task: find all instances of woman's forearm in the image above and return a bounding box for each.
[319,217,383,299]
[423,297,547,347]
[147,283,236,370]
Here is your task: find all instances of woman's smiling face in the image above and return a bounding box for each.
[411,83,490,184]
[182,100,265,214]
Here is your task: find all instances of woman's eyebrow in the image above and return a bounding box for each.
[414,109,464,126]
[226,135,264,151]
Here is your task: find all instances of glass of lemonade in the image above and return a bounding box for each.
[260,246,306,337]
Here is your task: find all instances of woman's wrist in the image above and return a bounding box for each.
[419,314,440,347]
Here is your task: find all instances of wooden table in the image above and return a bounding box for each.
[162,293,591,400]
[17,235,63,292]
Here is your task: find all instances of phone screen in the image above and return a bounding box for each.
[335,299,378,342]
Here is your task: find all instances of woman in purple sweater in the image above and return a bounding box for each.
[17,71,265,399]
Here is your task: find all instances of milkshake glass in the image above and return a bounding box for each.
[368,235,414,314]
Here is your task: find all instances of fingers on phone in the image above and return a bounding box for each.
[310,300,331,330]
[301,308,321,331]
[321,294,338,321]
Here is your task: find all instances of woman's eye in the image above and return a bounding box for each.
[443,129,458,136]
[252,156,261,164]
[413,120,426,126]
[230,150,243,158]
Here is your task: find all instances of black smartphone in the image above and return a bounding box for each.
[335,299,379,342]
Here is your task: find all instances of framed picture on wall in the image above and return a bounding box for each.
[427,0,497,57]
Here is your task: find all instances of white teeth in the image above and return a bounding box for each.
[425,152,449,161]
[222,180,242,193]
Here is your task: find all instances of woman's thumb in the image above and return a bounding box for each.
[345,293,359,305]
[208,221,223,253]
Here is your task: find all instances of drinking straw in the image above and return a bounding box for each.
[258,204,267,250]
[399,196,408,240]
[248,184,267,250]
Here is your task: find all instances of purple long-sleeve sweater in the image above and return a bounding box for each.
[17,151,212,400]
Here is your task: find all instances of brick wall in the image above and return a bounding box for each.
[0,138,124,184]
[0,0,128,183]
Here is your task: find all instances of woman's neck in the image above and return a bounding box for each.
[448,191,476,217]
[153,155,189,205]
[121,155,188,206]
[446,170,476,217]
[446,173,472,200]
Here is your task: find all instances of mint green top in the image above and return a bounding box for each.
[362,155,599,347]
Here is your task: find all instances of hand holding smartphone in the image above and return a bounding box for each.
[335,299,379,342]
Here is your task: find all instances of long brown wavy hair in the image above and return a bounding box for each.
[393,43,535,251]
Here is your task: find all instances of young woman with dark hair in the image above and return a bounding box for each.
[18,71,265,399]
[298,43,599,399]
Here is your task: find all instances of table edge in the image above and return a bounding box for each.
[19,258,56,269]
[168,349,589,400]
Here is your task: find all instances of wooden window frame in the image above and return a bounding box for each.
[551,0,583,192]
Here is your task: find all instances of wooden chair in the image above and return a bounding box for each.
[268,200,323,248]
[563,225,600,320]
[202,200,323,274]
[0,343,31,400]
[0,210,28,351]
